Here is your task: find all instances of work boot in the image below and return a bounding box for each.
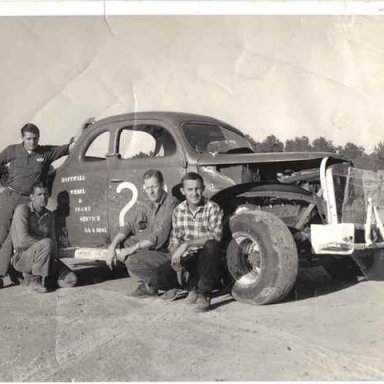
[161,288,185,302]
[29,276,48,294]
[58,269,77,288]
[0,275,11,288]
[0,268,23,288]
[185,288,198,305]
[8,266,22,285]
[22,273,33,286]
[193,293,211,313]
[128,282,157,298]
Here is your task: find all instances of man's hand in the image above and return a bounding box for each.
[117,245,136,262]
[171,242,189,271]
[106,246,117,270]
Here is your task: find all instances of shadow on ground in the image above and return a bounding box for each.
[61,258,128,287]
[283,266,360,303]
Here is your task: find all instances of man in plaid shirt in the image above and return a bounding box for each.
[153,172,224,312]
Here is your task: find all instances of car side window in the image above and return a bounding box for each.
[118,125,176,160]
[83,131,110,161]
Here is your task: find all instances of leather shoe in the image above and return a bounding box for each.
[128,283,157,298]
[161,288,185,302]
[192,293,211,312]
[185,288,198,305]
[29,276,49,294]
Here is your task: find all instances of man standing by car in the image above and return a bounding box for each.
[0,122,82,287]
[106,169,179,297]
[153,172,224,312]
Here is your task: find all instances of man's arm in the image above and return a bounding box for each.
[171,202,223,271]
[50,213,58,257]
[46,118,94,163]
[168,208,183,254]
[0,147,13,188]
[106,232,128,269]
[0,145,12,167]
[206,202,224,242]
[148,197,179,250]
[11,205,39,250]
[107,203,150,266]
[68,118,94,153]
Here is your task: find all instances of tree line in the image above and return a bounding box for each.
[244,134,384,171]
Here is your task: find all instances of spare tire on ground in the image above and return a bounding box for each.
[227,209,298,305]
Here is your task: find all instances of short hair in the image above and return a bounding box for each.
[30,181,48,195]
[21,123,40,137]
[142,169,164,184]
[181,172,204,186]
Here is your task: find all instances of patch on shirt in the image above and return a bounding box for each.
[36,157,45,163]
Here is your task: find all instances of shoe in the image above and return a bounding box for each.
[185,288,198,305]
[161,288,184,302]
[22,273,33,286]
[128,283,157,298]
[31,284,49,294]
[193,293,211,313]
[29,276,49,294]
[58,269,77,288]
[0,270,22,288]
[8,266,22,285]
[0,275,9,288]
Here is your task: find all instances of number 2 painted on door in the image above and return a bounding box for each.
[117,182,138,227]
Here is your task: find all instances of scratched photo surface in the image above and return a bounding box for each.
[0,16,384,381]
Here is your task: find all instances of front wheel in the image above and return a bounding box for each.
[226,210,298,305]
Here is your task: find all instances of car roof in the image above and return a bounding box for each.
[93,111,243,134]
[95,111,222,125]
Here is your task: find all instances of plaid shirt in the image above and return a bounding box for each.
[169,198,223,253]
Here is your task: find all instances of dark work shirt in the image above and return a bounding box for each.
[0,143,69,196]
[10,202,56,252]
[120,192,179,251]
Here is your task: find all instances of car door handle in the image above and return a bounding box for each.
[110,179,123,183]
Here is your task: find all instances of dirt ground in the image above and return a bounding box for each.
[1,263,384,382]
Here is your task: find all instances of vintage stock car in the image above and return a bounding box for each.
[49,112,384,304]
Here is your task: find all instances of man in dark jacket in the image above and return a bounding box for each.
[106,169,179,297]
[0,122,82,287]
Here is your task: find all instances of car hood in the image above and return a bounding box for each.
[196,151,348,166]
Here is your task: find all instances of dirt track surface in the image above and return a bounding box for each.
[1,266,384,381]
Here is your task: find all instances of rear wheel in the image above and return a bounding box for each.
[227,209,298,305]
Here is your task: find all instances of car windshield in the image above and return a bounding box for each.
[182,122,253,154]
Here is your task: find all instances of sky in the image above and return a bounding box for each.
[0,15,383,153]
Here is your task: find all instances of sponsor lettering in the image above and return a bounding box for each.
[61,175,86,183]
[84,227,107,234]
[74,206,92,213]
[70,188,86,195]
[80,215,101,223]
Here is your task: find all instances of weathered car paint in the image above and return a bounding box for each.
[50,111,343,250]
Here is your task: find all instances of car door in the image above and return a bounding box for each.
[53,126,111,248]
[106,119,186,240]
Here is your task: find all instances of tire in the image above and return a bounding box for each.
[227,209,298,305]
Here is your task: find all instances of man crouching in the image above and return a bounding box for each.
[10,182,75,293]
[106,169,179,297]
[153,172,224,312]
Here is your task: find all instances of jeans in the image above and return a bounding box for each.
[125,250,172,285]
[13,238,53,278]
[153,240,224,294]
[0,189,29,276]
